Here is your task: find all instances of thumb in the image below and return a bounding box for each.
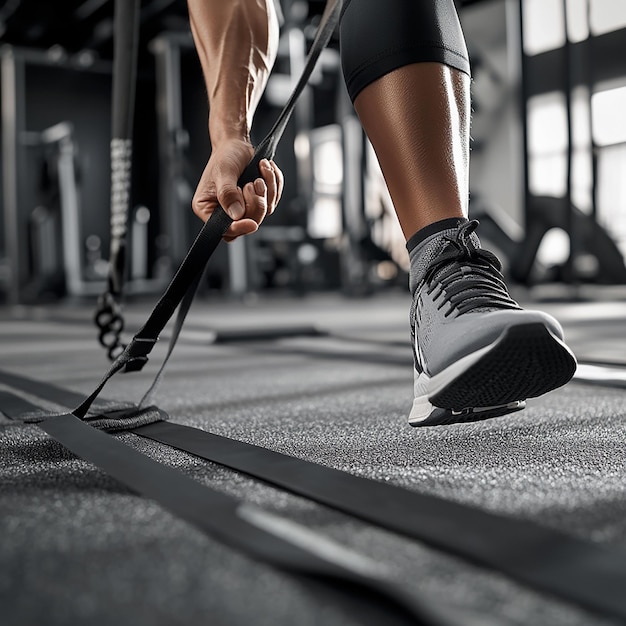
[217,183,245,221]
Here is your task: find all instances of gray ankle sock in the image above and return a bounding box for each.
[408,218,481,294]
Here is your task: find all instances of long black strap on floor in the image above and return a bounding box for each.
[1,370,625,623]
[0,389,481,626]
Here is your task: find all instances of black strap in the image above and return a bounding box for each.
[81,0,343,418]
[133,421,626,622]
[1,368,625,623]
[0,389,473,626]
[73,207,232,419]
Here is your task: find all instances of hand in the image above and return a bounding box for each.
[191,138,284,242]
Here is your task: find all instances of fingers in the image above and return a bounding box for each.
[224,160,284,242]
[259,159,284,215]
[260,160,277,215]
[242,177,268,226]
[271,160,284,209]
[218,159,282,223]
[221,178,267,242]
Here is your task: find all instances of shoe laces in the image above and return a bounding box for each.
[423,220,519,317]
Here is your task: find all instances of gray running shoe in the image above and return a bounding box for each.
[408,220,577,427]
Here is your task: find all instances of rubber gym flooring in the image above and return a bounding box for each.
[1,288,626,626]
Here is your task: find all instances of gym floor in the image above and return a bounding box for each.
[1,289,626,626]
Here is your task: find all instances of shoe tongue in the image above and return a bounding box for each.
[408,226,481,294]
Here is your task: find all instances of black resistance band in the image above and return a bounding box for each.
[0,389,480,626]
[79,0,344,424]
[93,0,342,365]
[1,369,625,624]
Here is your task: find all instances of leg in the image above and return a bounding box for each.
[340,0,471,237]
[339,0,577,426]
[354,63,470,238]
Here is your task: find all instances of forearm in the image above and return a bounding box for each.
[188,0,279,146]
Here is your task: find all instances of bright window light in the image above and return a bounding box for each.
[592,85,626,146]
[572,149,593,212]
[590,0,626,35]
[523,0,566,55]
[310,125,343,194]
[566,0,590,43]
[308,196,342,240]
[313,139,343,187]
[528,90,592,152]
[572,86,592,148]
[528,92,568,154]
[597,144,626,256]
[523,0,626,53]
[527,90,594,204]
[528,152,591,206]
[529,154,567,196]
[536,227,570,267]
[528,93,567,197]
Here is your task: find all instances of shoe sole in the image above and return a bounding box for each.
[409,322,577,427]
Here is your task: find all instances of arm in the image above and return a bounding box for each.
[188,0,283,240]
